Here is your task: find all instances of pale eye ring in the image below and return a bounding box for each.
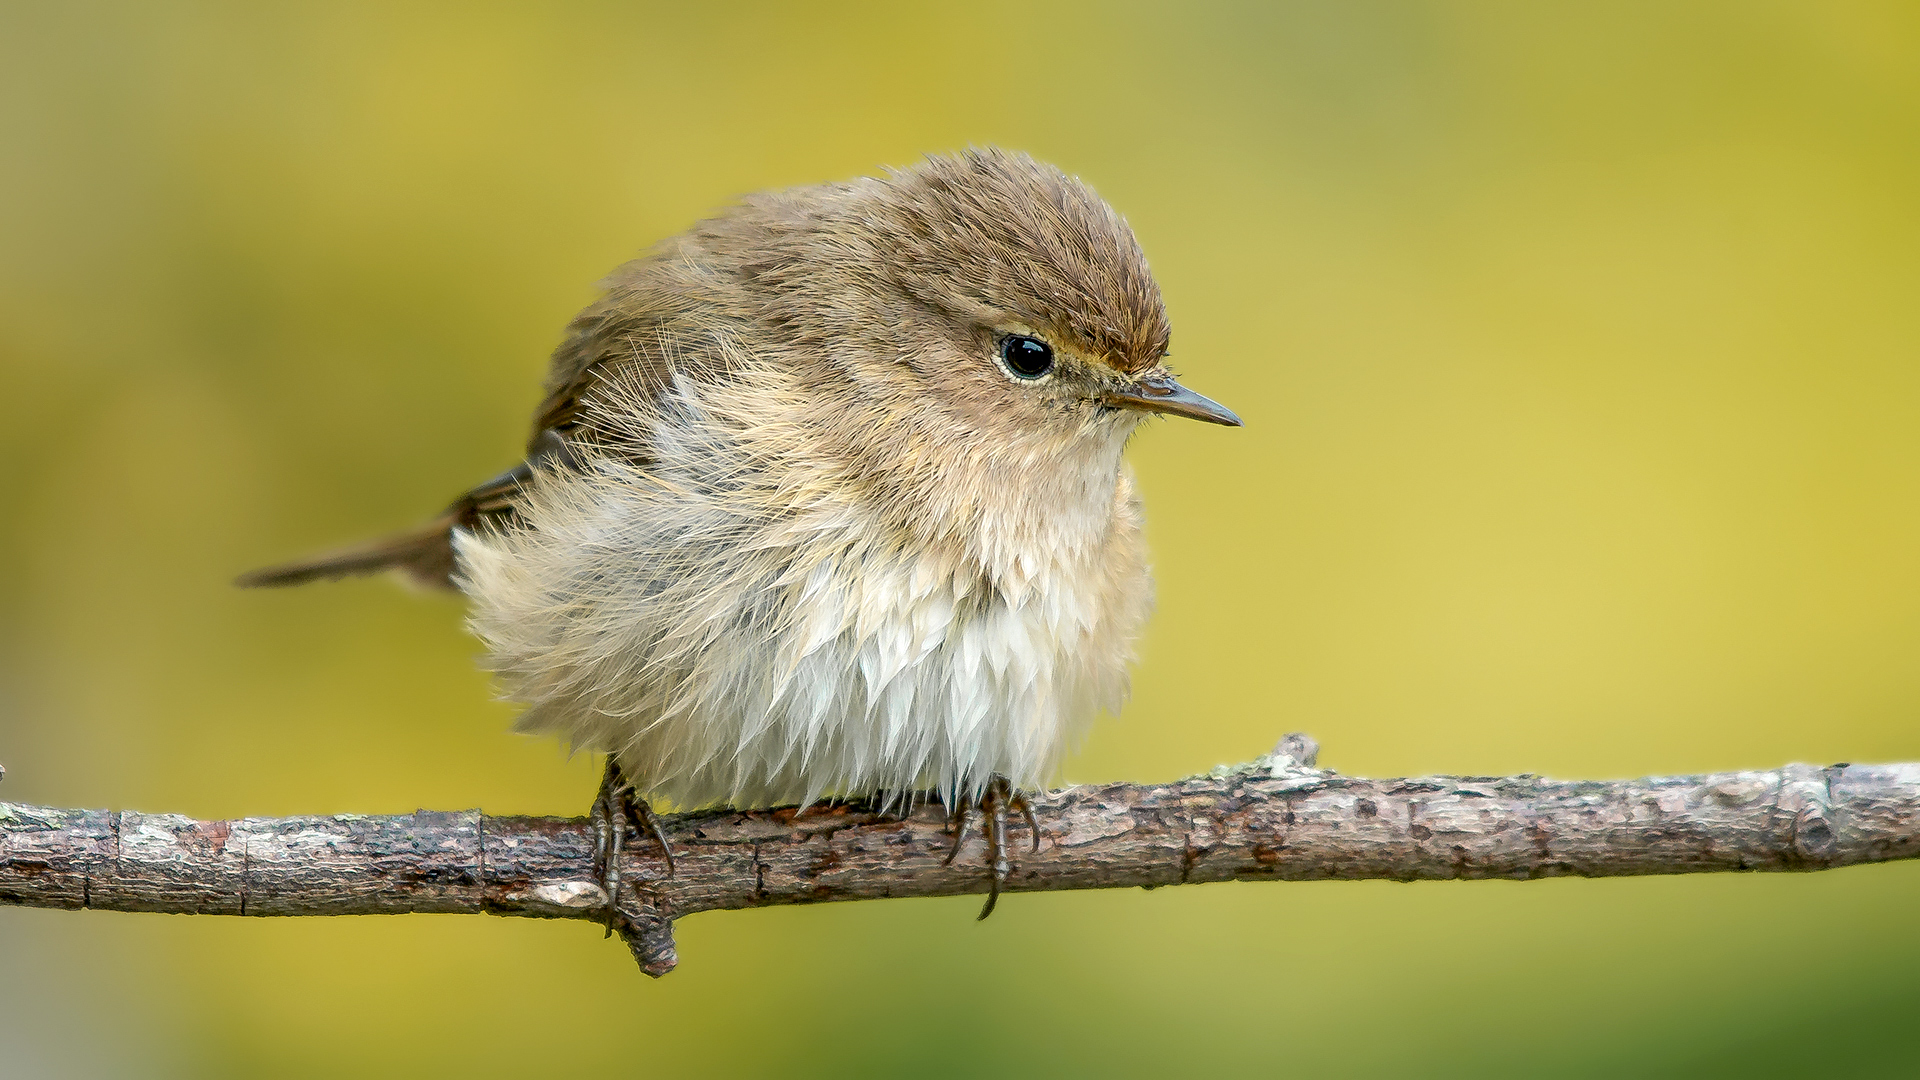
[999,335,1055,379]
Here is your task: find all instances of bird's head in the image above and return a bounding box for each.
[716,149,1240,448]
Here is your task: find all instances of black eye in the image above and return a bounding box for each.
[1000,335,1054,379]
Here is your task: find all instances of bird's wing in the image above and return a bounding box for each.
[237,296,679,589]
[525,282,678,454]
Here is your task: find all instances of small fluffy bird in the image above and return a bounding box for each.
[242,149,1240,918]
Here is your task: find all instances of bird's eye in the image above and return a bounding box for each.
[1000,335,1055,380]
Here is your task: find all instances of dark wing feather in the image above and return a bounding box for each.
[237,273,673,591]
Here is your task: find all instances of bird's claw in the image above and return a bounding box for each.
[943,775,1042,920]
[591,757,674,938]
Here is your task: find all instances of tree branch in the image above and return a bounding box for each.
[3,737,1916,977]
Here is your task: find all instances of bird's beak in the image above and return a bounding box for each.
[1103,373,1243,427]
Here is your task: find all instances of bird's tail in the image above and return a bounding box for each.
[234,514,461,590]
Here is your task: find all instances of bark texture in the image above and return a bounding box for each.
[4,738,1916,977]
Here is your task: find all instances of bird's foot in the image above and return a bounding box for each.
[943,775,1040,920]
[590,756,674,938]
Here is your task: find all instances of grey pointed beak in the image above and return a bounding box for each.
[1102,373,1242,427]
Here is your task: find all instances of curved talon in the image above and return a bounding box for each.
[1010,791,1040,853]
[630,796,675,877]
[943,801,973,865]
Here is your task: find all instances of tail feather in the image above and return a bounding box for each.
[238,453,538,592]
[235,515,460,590]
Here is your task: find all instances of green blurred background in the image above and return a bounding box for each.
[3,2,1918,1076]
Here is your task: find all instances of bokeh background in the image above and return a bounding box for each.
[3,2,1918,1076]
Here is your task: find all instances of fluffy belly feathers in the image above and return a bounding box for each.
[457,455,1150,810]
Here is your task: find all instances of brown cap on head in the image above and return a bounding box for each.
[864,149,1172,375]
[674,148,1173,379]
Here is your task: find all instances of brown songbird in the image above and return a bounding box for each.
[240,148,1241,919]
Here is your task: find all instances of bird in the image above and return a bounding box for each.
[238,148,1241,921]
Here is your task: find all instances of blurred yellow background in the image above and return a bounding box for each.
[3,2,1918,1076]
